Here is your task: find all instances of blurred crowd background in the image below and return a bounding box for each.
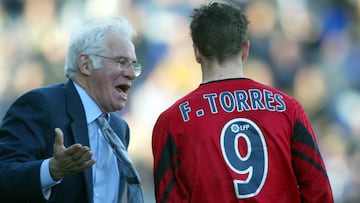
[1,0,359,202]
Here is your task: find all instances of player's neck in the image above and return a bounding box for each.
[201,59,246,83]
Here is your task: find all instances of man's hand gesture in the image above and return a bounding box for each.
[49,128,96,179]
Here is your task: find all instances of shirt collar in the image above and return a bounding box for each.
[73,81,103,124]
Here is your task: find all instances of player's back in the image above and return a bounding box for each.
[152,78,332,203]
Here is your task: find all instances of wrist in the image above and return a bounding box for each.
[49,158,63,180]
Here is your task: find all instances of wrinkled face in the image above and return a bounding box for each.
[86,33,138,113]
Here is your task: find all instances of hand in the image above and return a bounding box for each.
[49,128,96,179]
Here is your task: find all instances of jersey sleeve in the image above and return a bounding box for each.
[290,100,334,202]
[152,113,189,203]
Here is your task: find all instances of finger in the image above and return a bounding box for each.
[83,158,96,168]
[80,150,94,162]
[54,128,65,151]
[64,144,86,156]
[67,146,90,161]
[70,149,95,168]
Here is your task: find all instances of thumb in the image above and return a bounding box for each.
[54,128,65,150]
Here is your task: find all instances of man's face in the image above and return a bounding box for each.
[87,34,138,113]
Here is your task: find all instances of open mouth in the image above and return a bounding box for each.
[115,84,130,98]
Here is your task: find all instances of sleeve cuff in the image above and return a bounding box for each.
[40,158,62,200]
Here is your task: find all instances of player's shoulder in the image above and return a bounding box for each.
[156,89,196,119]
[249,79,305,110]
[252,79,297,99]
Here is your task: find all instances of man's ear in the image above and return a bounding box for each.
[241,40,250,61]
[77,54,91,76]
[193,44,202,63]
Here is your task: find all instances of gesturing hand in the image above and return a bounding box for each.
[49,128,96,179]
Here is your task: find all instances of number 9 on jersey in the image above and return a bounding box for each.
[220,118,268,198]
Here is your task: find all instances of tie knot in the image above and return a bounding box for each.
[97,113,110,127]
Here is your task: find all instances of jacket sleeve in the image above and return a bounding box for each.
[0,91,54,202]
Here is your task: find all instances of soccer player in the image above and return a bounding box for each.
[152,2,334,202]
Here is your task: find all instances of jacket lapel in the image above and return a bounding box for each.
[65,80,94,203]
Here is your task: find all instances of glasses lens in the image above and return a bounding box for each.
[133,63,142,77]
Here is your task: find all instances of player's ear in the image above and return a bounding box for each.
[77,54,92,76]
[241,40,250,61]
[193,44,202,63]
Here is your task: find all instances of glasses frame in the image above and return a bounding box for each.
[90,54,142,77]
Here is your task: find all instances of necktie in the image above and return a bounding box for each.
[97,114,144,203]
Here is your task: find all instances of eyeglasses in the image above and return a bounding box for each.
[90,54,142,77]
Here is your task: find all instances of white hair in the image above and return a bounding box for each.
[64,16,136,79]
